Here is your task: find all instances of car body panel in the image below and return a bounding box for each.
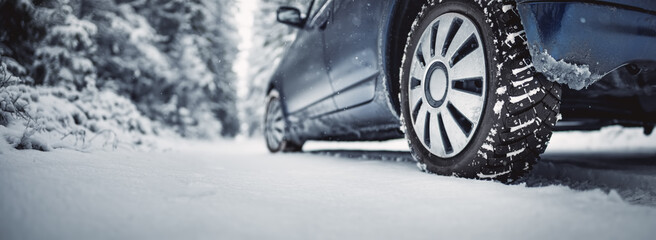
[324,0,384,109]
[274,0,336,116]
[271,0,656,142]
[585,0,656,12]
[517,0,656,77]
[272,0,402,142]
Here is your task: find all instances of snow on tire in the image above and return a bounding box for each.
[399,0,562,182]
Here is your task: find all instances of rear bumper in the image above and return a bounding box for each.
[517,0,656,78]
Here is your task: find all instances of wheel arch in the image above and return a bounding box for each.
[383,0,425,116]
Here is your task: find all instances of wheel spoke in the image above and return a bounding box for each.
[413,105,429,144]
[446,102,473,136]
[437,113,454,154]
[433,15,452,59]
[423,112,432,148]
[273,120,284,130]
[448,88,483,123]
[410,77,422,90]
[271,101,280,113]
[445,20,476,61]
[411,99,423,124]
[441,17,463,57]
[429,110,446,155]
[449,48,485,80]
[441,109,469,151]
[449,34,479,68]
[429,21,439,58]
[451,77,483,96]
[272,129,283,142]
[409,87,423,112]
[273,110,283,120]
[267,127,274,140]
[267,130,277,149]
[416,44,427,68]
[421,29,433,61]
[411,58,425,80]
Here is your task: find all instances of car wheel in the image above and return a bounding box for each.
[264,90,303,153]
[400,0,561,181]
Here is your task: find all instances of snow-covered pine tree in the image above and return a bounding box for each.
[32,0,98,90]
[89,0,241,137]
[0,0,48,82]
[176,0,240,137]
[1,0,241,139]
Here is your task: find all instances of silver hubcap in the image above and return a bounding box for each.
[408,12,487,158]
[265,95,285,150]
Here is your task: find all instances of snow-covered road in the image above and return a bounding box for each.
[2,127,656,239]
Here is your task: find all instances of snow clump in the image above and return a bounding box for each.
[530,47,601,90]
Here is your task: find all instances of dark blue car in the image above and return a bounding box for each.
[264,0,656,181]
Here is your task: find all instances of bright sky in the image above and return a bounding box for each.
[234,0,256,99]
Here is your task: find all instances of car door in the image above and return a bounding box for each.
[280,0,336,117]
[323,0,384,109]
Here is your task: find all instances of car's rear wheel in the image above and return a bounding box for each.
[400,0,562,181]
[264,90,303,152]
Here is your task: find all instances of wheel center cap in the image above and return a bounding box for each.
[424,62,448,108]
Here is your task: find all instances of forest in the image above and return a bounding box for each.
[0,0,300,150]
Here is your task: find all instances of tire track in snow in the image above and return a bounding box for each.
[308,148,656,206]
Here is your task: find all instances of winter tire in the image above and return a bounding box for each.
[264,90,303,153]
[400,0,561,181]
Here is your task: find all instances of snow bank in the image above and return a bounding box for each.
[530,46,601,90]
[0,84,172,152]
[547,126,656,153]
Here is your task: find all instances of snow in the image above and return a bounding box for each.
[546,126,656,153]
[527,126,656,206]
[512,76,533,87]
[0,84,170,153]
[2,124,53,152]
[2,127,656,239]
[511,63,533,75]
[509,87,540,104]
[481,142,494,151]
[510,118,535,132]
[1,1,655,237]
[493,100,504,114]
[505,30,525,45]
[502,4,514,13]
[530,47,601,90]
[477,169,511,179]
[506,147,526,157]
[495,86,507,95]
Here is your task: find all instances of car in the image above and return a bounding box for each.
[263,0,656,181]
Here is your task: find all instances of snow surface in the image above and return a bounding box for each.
[2,127,656,239]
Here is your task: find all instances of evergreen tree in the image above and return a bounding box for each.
[33,0,97,90]
[1,0,242,138]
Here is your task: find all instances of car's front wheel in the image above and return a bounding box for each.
[400,0,561,181]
